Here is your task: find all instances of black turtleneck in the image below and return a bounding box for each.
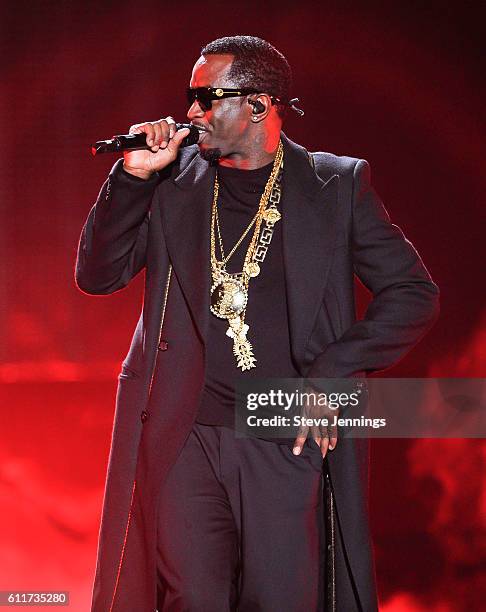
[196,161,301,430]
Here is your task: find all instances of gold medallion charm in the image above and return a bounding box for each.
[210,279,248,319]
[245,261,260,278]
[262,207,281,224]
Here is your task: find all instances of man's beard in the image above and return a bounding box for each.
[199,147,222,165]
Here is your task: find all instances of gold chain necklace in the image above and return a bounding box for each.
[214,203,259,265]
[210,141,284,370]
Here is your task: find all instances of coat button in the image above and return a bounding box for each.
[140,410,149,423]
[158,340,168,351]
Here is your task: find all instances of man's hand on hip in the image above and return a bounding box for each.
[292,387,338,459]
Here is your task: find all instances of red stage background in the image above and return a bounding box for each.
[1,1,484,610]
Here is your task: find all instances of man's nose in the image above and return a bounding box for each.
[187,100,205,120]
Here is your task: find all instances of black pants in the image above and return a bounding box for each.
[156,423,326,612]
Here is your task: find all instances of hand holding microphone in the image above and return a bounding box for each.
[92,117,200,180]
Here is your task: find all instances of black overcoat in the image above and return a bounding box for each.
[75,133,440,611]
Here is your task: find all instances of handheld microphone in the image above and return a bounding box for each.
[91,123,200,156]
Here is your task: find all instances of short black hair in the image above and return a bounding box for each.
[201,35,292,119]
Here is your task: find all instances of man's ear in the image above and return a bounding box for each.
[247,94,272,122]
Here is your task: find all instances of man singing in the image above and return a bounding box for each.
[76,35,439,611]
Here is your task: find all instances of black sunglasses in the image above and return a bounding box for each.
[187,87,269,111]
[186,86,305,116]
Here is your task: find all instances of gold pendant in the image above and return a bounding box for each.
[226,317,256,370]
[233,338,257,371]
[210,279,248,319]
[245,261,260,278]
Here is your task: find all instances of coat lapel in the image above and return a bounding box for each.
[280,133,340,368]
[160,153,215,344]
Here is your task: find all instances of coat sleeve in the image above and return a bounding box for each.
[307,159,440,379]
[75,159,159,295]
